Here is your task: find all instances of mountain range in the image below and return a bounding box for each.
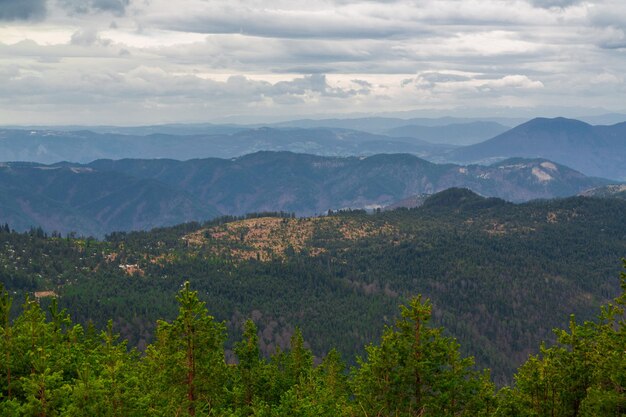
[2,116,625,181]
[0,152,612,236]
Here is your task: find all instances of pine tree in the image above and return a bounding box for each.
[142,282,227,416]
[233,319,265,410]
[351,296,494,416]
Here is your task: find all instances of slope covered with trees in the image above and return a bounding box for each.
[1,263,625,416]
[1,190,624,385]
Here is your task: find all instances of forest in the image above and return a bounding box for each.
[0,189,625,388]
[0,263,625,416]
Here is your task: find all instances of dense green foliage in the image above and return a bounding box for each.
[1,191,625,385]
[1,263,625,416]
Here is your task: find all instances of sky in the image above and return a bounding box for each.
[0,0,625,125]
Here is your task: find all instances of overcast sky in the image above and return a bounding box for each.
[0,0,625,125]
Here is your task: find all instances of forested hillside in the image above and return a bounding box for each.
[1,264,624,416]
[1,189,624,386]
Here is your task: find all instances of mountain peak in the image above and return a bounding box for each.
[517,117,592,132]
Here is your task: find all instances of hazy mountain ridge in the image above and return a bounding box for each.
[0,127,450,164]
[2,116,625,181]
[89,152,610,214]
[0,152,612,236]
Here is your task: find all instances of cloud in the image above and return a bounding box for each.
[274,74,365,98]
[0,0,625,124]
[351,79,372,88]
[483,75,544,90]
[419,72,472,85]
[70,28,111,46]
[150,1,435,40]
[0,63,370,115]
[402,72,544,96]
[59,0,130,16]
[529,0,582,8]
[0,0,46,21]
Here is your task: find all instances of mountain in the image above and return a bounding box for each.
[0,127,449,164]
[449,117,626,180]
[384,121,510,145]
[0,162,219,236]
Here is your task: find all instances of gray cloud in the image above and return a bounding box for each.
[274,74,371,98]
[0,0,46,21]
[70,28,111,46]
[59,0,130,16]
[351,79,372,88]
[156,3,432,40]
[419,72,472,84]
[597,28,626,49]
[529,0,582,8]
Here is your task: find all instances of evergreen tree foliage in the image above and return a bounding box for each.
[0,262,625,416]
[142,282,227,416]
[508,259,626,417]
[351,295,494,416]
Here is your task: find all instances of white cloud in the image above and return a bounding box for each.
[484,75,545,90]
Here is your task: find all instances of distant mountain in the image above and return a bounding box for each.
[0,127,449,164]
[449,117,626,180]
[384,121,510,145]
[0,163,219,236]
[271,116,521,132]
[1,123,246,136]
